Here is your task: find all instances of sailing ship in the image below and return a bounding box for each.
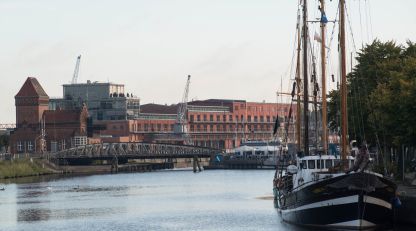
[273,0,397,229]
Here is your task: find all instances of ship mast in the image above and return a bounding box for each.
[295,10,302,152]
[302,0,309,156]
[320,0,328,154]
[340,0,348,162]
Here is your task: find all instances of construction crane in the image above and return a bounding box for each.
[71,55,81,84]
[174,75,191,140]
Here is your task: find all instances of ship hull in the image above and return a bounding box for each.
[277,172,396,230]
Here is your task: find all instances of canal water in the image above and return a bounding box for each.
[0,170,411,231]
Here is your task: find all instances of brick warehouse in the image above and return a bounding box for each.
[95,99,295,150]
[9,77,88,154]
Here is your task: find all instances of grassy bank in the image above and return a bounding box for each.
[0,158,53,179]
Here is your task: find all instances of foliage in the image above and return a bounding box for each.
[328,40,416,148]
[0,135,9,150]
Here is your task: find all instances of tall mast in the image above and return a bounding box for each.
[295,10,302,152]
[340,0,348,161]
[320,0,328,154]
[302,0,309,156]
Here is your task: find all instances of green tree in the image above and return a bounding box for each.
[328,40,416,150]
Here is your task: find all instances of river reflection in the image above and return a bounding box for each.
[0,170,412,231]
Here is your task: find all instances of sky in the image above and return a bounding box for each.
[0,0,415,123]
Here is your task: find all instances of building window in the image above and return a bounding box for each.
[267,116,270,122]
[17,141,23,152]
[190,115,194,122]
[73,136,87,147]
[248,116,251,122]
[51,141,58,153]
[260,116,264,122]
[157,124,161,131]
[27,141,33,151]
[190,125,194,132]
[62,139,66,150]
[203,115,207,121]
[223,115,226,122]
[210,124,213,131]
[235,116,238,122]
[216,115,220,121]
[197,115,201,121]
[229,115,232,122]
[210,114,213,121]
[254,116,258,122]
[241,115,244,122]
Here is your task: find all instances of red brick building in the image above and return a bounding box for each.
[94,99,295,149]
[9,77,88,154]
[43,105,88,152]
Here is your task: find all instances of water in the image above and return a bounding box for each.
[0,170,293,231]
[0,170,411,231]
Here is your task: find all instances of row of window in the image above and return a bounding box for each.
[190,124,273,132]
[301,159,355,170]
[131,124,174,132]
[128,123,275,133]
[16,137,87,153]
[189,114,284,123]
[233,105,289,113]
[16,141,34,152]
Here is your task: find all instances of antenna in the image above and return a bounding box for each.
[71,55,81,84]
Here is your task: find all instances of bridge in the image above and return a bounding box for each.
[52,142,222,171]
[0,124,16,129]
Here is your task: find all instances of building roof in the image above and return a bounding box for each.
[15,77,49,98]
[140,104,178,114]
[189,99,245,105]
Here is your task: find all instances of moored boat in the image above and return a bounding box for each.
[273,0,397,229]
[274,154,397,229]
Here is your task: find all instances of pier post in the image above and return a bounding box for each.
[111,156,118,173]
[193,156,201,172]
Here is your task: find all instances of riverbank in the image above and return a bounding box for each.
[0,158,56,179]
[396,184,416,225]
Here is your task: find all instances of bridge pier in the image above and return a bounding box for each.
[111,156,118,173]
[193,156,202,173]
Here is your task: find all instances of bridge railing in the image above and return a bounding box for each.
[52,142,223,159]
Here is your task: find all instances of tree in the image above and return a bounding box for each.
[328,40,416,150]
[0,134,10,152]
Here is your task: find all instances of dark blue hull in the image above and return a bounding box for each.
[276,172,397,230]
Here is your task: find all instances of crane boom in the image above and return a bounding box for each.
[71,55,81,84]
[174,75,191,134]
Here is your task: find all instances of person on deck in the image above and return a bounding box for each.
[346,144,369,173]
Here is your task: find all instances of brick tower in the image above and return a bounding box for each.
[10,77,49,153]
[15,77,49,125]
